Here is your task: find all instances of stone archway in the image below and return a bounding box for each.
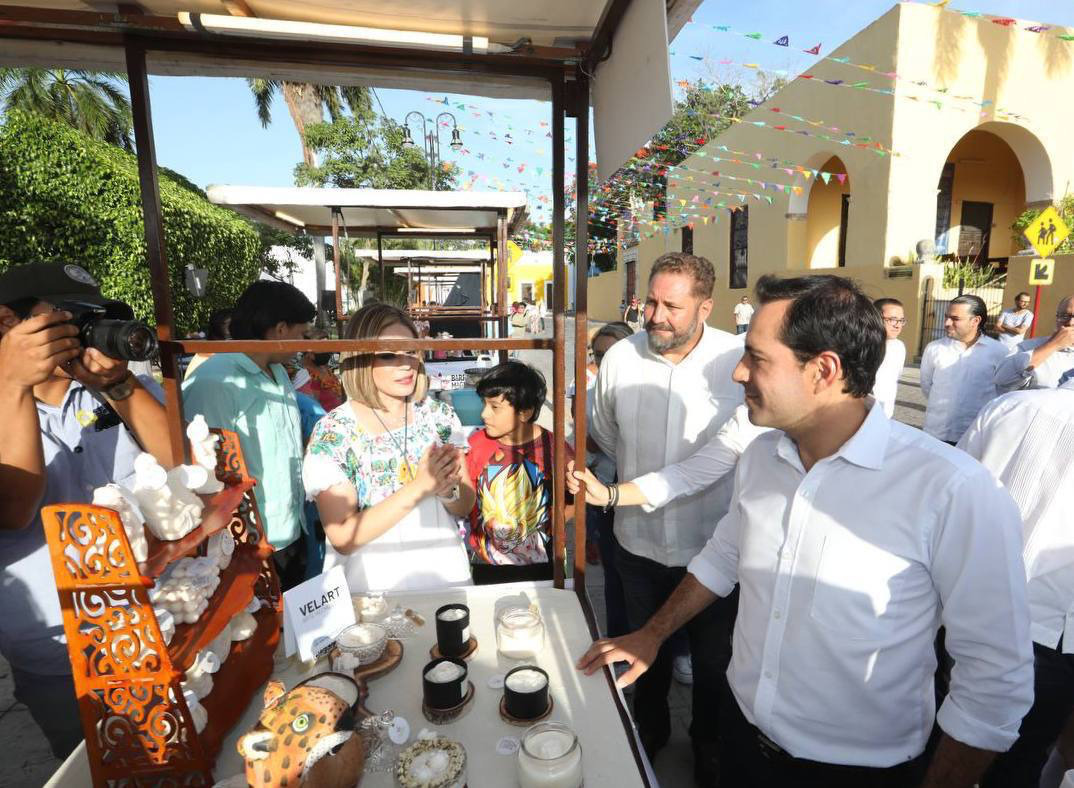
[934,123,1050,261]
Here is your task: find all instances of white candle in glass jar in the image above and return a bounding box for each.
[517,723,583,788]
[496,607,544,659]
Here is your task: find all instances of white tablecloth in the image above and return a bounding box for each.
[48,583,648,788]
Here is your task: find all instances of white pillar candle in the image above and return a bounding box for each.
[505,669,548,694]
[424,661,466,684]
[517,725,583,788]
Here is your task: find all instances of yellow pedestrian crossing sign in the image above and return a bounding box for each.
[1024,206,1070,259]
[1029,258,1055,286]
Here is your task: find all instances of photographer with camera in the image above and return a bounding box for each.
[0,262,173,758]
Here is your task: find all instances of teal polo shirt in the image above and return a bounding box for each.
[182,353,305,549]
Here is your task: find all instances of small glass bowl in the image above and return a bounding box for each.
[336,622,388,664]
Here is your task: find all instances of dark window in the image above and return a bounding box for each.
[729,207,748,289]
[838,194,850,267]
[935,163,955,253]
[681,225,694,255]
[958,201,993,262]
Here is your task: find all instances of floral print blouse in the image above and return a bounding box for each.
[302,398,461,507]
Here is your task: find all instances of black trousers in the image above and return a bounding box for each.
[981,642,1074,788]
[615,542,737,756]
[718,686,929,788]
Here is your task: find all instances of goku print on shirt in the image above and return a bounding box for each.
[469,447,551,565]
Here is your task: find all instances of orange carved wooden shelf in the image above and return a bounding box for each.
[169,540,275,672]
[41,427,283,786]
[139,479,258,578]
[200,605,280,761]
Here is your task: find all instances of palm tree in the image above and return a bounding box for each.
[246,80,371,167]
[0,68,133,150]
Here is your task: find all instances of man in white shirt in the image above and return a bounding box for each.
[871,297,907,417]
[994,294,1074,391]
[959,378,1074,788]
[996,291,1035,349]
[589,252,743,781]
[579,274,1032,788]
[733,296,755,335]
[920,294,1008,444]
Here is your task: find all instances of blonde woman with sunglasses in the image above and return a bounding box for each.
[302,303,474,591]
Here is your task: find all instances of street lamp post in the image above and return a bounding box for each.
[401,111,463,190]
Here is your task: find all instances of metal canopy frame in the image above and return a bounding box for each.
[0,2,642,780]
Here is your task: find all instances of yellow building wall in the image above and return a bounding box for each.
[885,4,1074,264]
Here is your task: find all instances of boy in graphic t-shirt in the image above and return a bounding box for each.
[466,361,572,584]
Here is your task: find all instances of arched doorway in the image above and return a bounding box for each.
[934,124,1051,263]
[803,156,850,268]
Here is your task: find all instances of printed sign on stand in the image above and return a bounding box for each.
[282,565,354,660]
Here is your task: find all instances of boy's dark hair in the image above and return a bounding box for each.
[476,360,547,423]
[206,308,232,340]
[229,281,315,340]
[755,274,885,398]
[873,297,903,311]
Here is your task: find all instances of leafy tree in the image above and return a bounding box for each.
[1012,195,1074,256]
[294,116,456,190]
[246,80,371,167]
[0,68,133,149]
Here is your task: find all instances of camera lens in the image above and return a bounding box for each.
[83,319,158,361]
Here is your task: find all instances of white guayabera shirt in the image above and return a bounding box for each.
[959,379,1074,653]
[920,334,1008,442]
[688,402,1033,767]
[871,338,906,418]
[589,326,744,567]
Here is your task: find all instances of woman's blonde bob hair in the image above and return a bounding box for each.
[340,303,428,409]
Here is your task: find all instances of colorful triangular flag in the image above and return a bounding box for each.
[804,44,821,55]
[774,36,789,46]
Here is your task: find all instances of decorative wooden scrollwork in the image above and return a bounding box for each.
[41,427,281,786]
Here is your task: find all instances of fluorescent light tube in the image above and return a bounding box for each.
[274,210,306,227]
[178,12,492,53]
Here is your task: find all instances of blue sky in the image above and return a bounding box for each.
[147,1,1074,224]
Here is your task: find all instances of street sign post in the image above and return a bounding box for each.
[1023,208,1068,337]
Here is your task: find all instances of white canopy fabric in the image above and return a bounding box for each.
[205,186,527,235]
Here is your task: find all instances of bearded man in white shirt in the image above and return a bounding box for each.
[959,377,1074,788]
[920,294,1008,444]
[589,252,744,783]
[994,294,1074,391]
[579,274,1032,788]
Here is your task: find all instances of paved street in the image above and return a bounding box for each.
[0,323,926,787]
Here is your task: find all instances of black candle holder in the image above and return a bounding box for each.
[422,657,469,710]
[503,665,550,720]
[434,603,470,658]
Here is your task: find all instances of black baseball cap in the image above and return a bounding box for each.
[0,263,133,318]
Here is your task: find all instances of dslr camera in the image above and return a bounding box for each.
[55,299,158,362]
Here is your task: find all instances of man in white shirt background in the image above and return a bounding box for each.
[733,296,755,335]
[589,252,743,783]
[920,294,1008,444]
[996,291,1035,349]
[995,294,1074,391]
[960,377,1074,788]
[579,274,1032,788]
[871,297,907,417]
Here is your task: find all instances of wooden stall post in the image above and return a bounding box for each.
[125,43,187,467]
[332,207,343,332]
[571,74,590,588]
[497,214,510,363]
[550,75,567,589]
